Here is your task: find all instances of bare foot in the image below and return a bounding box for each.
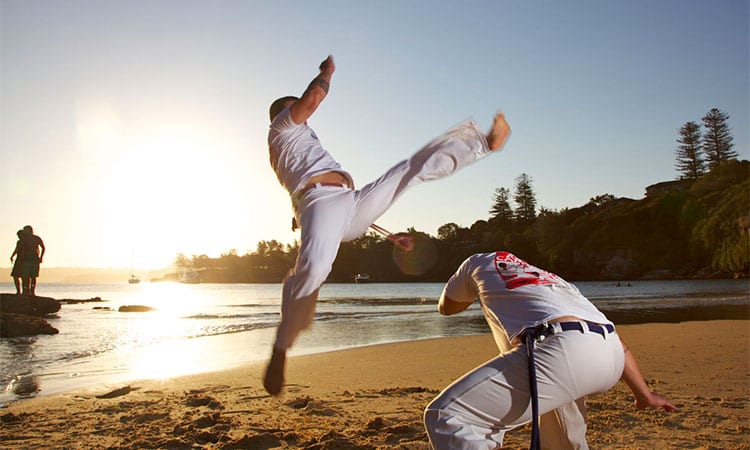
[262,348,286,396]
[487,112,510,151]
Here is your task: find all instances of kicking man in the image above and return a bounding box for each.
[264,55,510,395]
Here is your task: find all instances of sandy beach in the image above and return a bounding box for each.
[1,319,748,449]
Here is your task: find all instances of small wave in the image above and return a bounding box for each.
[59,349,113,360]
[191,323,275,338]
[224,303,274,308]
[315,309,428,323]
[319,297,438,306]
[182,313,265,320]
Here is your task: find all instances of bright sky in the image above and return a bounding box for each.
[1,0,748,270]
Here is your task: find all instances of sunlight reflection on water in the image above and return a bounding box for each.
[0,279,747,404]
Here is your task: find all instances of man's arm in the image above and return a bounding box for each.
[438,295,472,315]
[38,238,45,263]
[290,55,335,124]
[10,244,18,262]
[438,257,477,315]
[619,339,676,412]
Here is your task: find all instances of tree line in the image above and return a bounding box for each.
[675,108,737,180]
[173,108,746,282]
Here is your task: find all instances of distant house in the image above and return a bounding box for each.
[644,179,693,198]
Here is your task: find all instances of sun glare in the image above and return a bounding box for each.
[119,283,233,380]
[73,100,288,269]
[97,124,245,269]
[76,102,125,162]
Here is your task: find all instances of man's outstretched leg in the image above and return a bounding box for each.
[343,111,511,241]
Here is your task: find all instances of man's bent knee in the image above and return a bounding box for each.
[288,262,332,300]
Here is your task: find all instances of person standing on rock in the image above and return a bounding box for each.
[10,229,26,295]
[19,225,45,296]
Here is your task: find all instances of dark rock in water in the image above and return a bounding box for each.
[58,297,106,304]
[0,312,59,337]
[5,375,40,396]
[0,294,60,316]
[118,305,155,312]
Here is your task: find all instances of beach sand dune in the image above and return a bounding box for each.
[1,320,748,449]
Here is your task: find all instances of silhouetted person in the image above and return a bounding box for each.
[20,225,45,296]
[9,230,25,295]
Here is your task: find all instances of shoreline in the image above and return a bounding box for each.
[1,319,748,449]
[1,301,748,405]
[599,302,749,323]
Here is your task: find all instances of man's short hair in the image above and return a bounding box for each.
[269,96,299,122]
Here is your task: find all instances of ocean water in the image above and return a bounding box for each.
[1,279,748,405]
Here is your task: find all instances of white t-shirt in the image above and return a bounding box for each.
[441,251,612,349]
[268,106,353,194]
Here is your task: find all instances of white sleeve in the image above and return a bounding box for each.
[441,256,478,304]
[270,106,302,132]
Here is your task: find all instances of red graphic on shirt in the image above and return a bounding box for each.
[494,251,562,290]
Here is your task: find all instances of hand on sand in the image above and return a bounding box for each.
[636,390,677,413]
[263,348,286,396]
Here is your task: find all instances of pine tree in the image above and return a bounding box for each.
[675,121,705,180]
[513,173,537,221]
[489,187,513,220]
[701,108,737,169]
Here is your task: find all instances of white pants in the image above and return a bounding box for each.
[274,119,492,350]
[424,329,625,450]
[539,399,589,450]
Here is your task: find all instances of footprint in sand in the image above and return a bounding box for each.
[286,396,338,417]
[184,394,223,409]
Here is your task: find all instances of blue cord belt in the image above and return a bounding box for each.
[523,321,616,450]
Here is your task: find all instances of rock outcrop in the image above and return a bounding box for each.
[0,312,59,337]
[0,294,61,337]
[118,305,155,312]
[0,294,61,316]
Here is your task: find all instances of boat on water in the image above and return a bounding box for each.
[354,273,370,284]
[128,275,140,284]
[179,270,202,284]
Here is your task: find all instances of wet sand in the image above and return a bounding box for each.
[1,319,748,449]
